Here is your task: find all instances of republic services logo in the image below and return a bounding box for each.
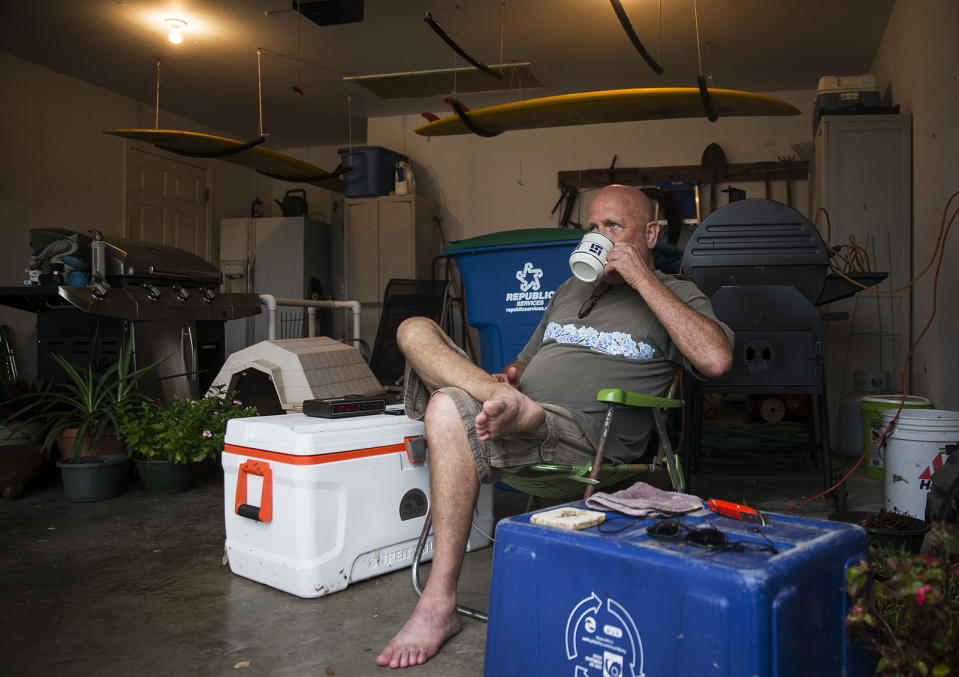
[515,262,543,292]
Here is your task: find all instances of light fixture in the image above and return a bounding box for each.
[165,18,187,44]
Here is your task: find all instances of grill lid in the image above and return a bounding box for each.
[30,228,222,286]
[681,199,830,303]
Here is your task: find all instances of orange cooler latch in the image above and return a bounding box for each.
[235,460,273,522]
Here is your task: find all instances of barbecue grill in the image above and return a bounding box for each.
[0,228,261,399]
[680,199,885,506]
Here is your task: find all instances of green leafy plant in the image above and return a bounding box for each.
[3,339,165,462]
[846,522,959,676]
[119,386,257,464]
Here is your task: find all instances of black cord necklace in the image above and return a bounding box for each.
[578,282,612,319]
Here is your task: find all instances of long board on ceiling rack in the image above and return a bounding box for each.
[415,87,800,137]
[103,129,345,193]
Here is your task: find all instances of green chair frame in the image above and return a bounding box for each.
[411,380,686,622]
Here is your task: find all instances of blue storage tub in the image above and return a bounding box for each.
[444,229,583,373]
[337,146,408,198]
[484,505,874,677]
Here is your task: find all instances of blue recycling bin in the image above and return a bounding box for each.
[484,505,875,677]
[444,229,583,373]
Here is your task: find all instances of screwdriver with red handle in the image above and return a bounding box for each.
[708,498,770,525]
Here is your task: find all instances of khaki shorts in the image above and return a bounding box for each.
[403,361,595,484]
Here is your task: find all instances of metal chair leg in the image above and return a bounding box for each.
[411,508,489,622]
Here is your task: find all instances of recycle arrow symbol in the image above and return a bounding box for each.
[565,591,603,659]
[607,597,645,677]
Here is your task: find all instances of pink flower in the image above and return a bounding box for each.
[233,400,242,406]
[852,605,863,614]
[202,430,212,438]
[916,584,932,605]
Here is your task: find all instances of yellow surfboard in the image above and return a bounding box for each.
[103,129,345,193]
[415,87,800,137]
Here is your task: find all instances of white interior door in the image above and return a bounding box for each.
[126,146,211,260]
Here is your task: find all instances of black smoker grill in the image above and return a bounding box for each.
[0,228,261,400]
[680,199,885,507]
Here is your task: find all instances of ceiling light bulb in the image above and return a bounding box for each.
[165,18,187,44]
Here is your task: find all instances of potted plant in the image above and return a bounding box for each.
[4,338,164,502]
[830,509,931,553]
[119,386,257,494]
[845,521,959,676]
[0,374,48,500]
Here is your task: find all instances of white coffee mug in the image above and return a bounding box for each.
[569,232,613,283]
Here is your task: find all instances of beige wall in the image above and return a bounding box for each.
[366,89,815,245]
[0,52,270,381]
[872,0,959,410]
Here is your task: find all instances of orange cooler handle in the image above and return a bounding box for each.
[235,460,273,522]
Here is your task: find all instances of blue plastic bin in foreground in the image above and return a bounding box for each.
[484,505,874,677]
[444,229,583,373]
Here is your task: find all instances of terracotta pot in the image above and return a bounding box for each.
[56,427,125,460]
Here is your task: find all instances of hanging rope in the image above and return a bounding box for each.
[257,49,266,137]
[293,0,303,95]
[498,1,506,75]
[154,59,160,129]
[693,0,717,121]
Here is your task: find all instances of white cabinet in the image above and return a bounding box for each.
[220,217,334,356]
[344,196,438,350]
[813,115,913,439]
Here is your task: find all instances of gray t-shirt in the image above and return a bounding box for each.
[517,272,733,462]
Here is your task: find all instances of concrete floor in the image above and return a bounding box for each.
[0,454,884,677]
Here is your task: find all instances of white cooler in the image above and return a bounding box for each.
[223,410,494,598]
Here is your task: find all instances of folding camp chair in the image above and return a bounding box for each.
[411,376,685,622]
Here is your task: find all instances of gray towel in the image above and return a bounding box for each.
[585,481,703,517]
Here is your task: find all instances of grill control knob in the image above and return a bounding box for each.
[90,281,111,300]
[202,288,216,303]
[176,287,191,302]
[145,284,162,302]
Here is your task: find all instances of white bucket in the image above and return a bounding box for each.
[882,408,959,518]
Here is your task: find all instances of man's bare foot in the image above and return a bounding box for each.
[475,391,545,441]
[376,598,462,668]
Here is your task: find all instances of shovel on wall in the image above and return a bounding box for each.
[701,143,728,215]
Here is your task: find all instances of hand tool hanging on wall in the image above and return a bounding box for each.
[701,142,727,214]
[551,188,579,227]
[777,155,796,207]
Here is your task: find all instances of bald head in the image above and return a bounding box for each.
[591,184,655,226]
[585,184,660,281]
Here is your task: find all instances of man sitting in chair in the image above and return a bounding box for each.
[377,184,734,669]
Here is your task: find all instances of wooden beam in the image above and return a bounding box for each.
[557,160,809,190]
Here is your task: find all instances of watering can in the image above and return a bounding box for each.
[275,189,309,216]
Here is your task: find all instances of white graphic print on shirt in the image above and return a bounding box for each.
[543,322,655,360]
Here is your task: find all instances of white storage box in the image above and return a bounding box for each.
[813,74,881,133]
[223,410,493,598]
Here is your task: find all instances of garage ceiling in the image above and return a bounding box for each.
[0,0,895,147]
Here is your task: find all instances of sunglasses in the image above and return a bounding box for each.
[578,282,611,319]
[646,520,779,555]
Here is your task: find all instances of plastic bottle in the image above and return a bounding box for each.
[252,197,264,218]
